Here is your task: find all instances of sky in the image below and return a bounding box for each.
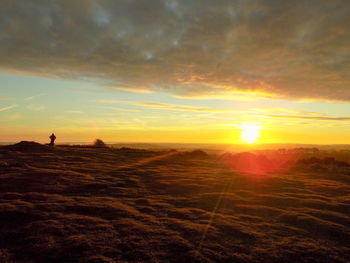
[0,0,350,144]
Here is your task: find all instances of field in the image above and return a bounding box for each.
[0,142,350,262]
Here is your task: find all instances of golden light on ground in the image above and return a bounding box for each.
[240,123,261,144]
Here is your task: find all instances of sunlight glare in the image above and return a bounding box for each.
[240,123,261,144]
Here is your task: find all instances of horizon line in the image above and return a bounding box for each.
[1,141,350,146]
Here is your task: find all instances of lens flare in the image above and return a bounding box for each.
[222,150,301,179]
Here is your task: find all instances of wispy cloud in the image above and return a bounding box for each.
[267,114,350,121]
[97,99,235,113]
[65,110,84,114]
[171,89,278,101]
[100,106,141,113]
[110,86,154,94]
[253,108,324,116]
[24,93,46,101]
[27,104,46,111]
[116,108,140,112]
[0,104,17,112]
[133,102,235,113]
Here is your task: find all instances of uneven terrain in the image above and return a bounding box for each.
[0,142,350,262]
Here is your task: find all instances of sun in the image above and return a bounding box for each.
[240,123,261,144]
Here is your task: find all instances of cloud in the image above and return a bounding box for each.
[132,102,234,113]
[0,104,17,112]
[253,108,350,123]
[27,104,46,111]
[115,108,140,112]
[0,1,350,101]
[252,108,324,116]
[24,93,46,101]
[267,114,350,121]
[170,87,278,101]
[97,99,235,113]
[65,110,84,114]
[110,86,154,94]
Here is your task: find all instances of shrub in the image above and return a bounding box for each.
[92,139,107,148]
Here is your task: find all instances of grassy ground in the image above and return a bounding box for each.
[0,143,349,262]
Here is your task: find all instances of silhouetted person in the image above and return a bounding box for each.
[49,133,56,146]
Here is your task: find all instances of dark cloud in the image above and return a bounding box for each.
[0,0,349,101]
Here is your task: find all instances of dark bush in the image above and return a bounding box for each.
[92,139,107,148]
